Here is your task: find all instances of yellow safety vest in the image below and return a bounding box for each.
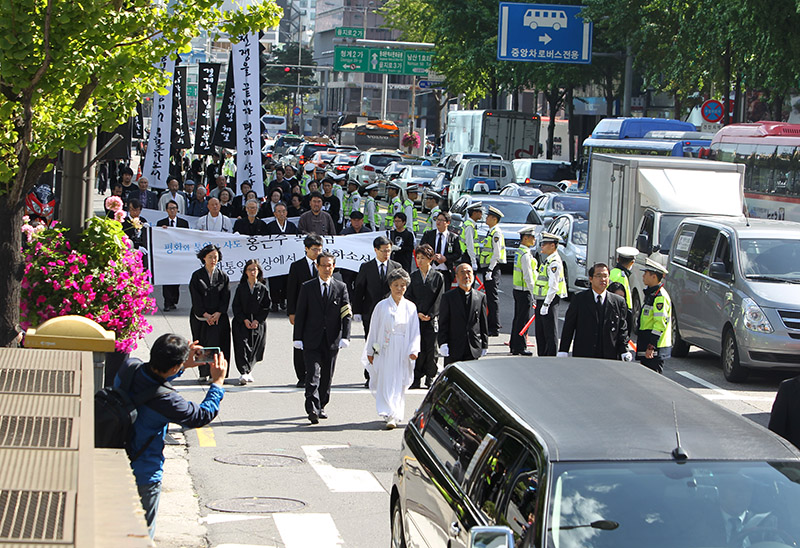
[533,253,567,299]
[479,225,506,267]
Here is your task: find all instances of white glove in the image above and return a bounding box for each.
[481,349,488,357]
[439,343,449,357]
[621,351,634,362]
[556,351,569,358]
[353,314,362,322]
[471,260,478,270]
[338,339,350,349]
[293,340,303,350]
[485,271,493,281]
[539,304,550,316]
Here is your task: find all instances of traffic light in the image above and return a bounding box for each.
[284,66,292,74]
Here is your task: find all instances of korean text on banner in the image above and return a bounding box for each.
[141,55,176,189]
[232,33,265,197]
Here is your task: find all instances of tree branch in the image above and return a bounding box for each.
[71,75,99,113]
[27,0,53,91]
[114,30,162,49]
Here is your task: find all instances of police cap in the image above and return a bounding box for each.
[540,231,562,244]
[466,201,484,213]
[616,246,639,260]
[487,206,504,219]
[643,258,668,275]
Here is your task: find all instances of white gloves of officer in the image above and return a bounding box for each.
[481,349,488,357]
[471,260,478,270]
[539,303,550,316]
[485,271,493,281]
[621,351,634,362]
[338,339,350,349]
[556,351,568,358]
[439,344,449,357]
[293,340,303,350]
[353,314,362,322]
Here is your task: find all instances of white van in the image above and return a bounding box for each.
[523,9,568,30]
[448,158,515,207]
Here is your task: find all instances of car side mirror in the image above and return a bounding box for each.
[708,262,732,282]
[469,526,515,548]
[636,233,652,254]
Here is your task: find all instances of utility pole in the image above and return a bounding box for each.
[297,10,303,134]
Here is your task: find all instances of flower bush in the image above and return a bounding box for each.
[401,131,421,149]
[20,213,156,353]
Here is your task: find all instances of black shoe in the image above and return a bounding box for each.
[409,382,421,390]
[296,380,305,388]
[163,304,175,311]
[364,380,370,389]
[488,331,500,337]
[424,377,434,389]
[308,413,319,424]
[518,350,533,356]
[279,302,287,311]
[318,409,328,419]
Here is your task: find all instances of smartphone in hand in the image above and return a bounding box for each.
[194,347,221,365]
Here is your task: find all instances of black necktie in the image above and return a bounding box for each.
[380,263,386,280]
[312,262,317,277]
[322,282,329,305]
[170,219,174,227]
[437,233,443,255]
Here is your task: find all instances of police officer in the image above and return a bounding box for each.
[404,184,421,233]
[386,183,403,229]
[510,226,538,355]
[424,191,442,231]
[300,163,315,194]
[637,258,672,374]
[459,202,483,269]
[479,206,506,337]
[533,232,567,356]
[363,183,381,232]
[343,179,362,225]
[609,246,638,309]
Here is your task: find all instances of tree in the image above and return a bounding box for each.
[261,42,316,109]
[0,0,281,346]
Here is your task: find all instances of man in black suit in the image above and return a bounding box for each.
[438,263,489,365]
[134,177,159,210]
[769,375,800,449]
[293,252,352,424]
[287,233,323,387]
[557,263,632,360]
[420,210,461,289]
[156,200,189,311]
[265,203,299,312]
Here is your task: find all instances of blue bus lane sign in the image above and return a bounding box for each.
[497,3,593,64]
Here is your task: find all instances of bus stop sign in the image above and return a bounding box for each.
[701,99,724,123]
[497,3,592,64]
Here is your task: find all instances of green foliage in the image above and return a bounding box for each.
[262,43,316,104]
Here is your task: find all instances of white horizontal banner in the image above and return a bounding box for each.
[141,207,300,230]
[148,227,381,285]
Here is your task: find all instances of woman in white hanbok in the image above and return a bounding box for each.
[362,269,421,429]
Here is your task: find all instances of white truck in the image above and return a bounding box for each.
[587,154,746,320]
[444,110,541,161]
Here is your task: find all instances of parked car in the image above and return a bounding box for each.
[348,150,403,187]
[295,142,333,167]
[272,134,303,158]
[531,193,590,226]
[391,357,800,548]
[449,195,543,264]
[512,158,575,185]
[280,145,299,167]
[394,166,446,196]
[666,216,800,382]
[326,153,358,177]
[440,152,503,174]
[308,150,338,170]
[499,183,544,200]
[546,213,589,295]
[448,158,516,207]
[425,171,451,211]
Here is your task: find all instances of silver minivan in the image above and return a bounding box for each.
[667,217,800,382]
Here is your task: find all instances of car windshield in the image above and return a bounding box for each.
[740,238,800,281]
[530,163,574,181]
[410,167,439,179]
[572,220,588,245]
[551,196,589,213]
[483,202,540,225]
[547,461,800,548]
[658,214,686,255]
[372,155,402,167]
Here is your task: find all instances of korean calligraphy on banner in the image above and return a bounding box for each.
[194,63,220,155]
[232,33,265,197]
[172,65,191,149]
[141,55,176,189]
[212,52,236,148]
[148,228,381,285]
[132,102,144,140]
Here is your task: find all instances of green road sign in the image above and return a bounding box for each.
[334,46,434,76]
[367,48,405,75]
[334,46,369,72]
[404,50,433,74]
[187,84,198,97]
[335,27,365,39]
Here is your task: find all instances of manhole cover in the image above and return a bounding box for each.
[206,497,306,514]
[214,453,305,467]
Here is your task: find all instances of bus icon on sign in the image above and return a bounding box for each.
[523,9,567,30]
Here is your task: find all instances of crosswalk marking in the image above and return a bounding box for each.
[676,371,775,402]
[273,513,345,548]
[302,445,385,493]
[197,425,217,446]
[202,513,271,525]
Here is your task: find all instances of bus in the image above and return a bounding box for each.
[260,114,287,137]
[710,122,800,221]
[578,117,713,190]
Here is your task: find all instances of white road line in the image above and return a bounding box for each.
[676,371,775,403]
[273,513,345,548]
[201,513,272,525]
[302,445,386,493]
[216,544,277,548]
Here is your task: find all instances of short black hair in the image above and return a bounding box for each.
[239,258,265,284]
[304,233,324,249]
[197,243,222,262]
[308,191,324,201]
[373,235,391,249]
[166,200,179,209]
[350,210,364,219]
[317,251,336,265]
[149,334,190,373]
[127,198,142,210]
[275,166,285,174]
[588,263,609,278]
[607,281,626,296]
[120,166,134,176]
[393,212,407,222]
[436,210,451,223]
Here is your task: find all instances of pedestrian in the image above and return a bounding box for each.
[208,174,229,199]
[189,244,231,381]
[636,258,672,373]
[156,201,189,311]
[423,191,442,231]
[187,185,209,217]
[232,259,271,385]
[300,163,315,194]
[608,281,634,337]
[420,209,461,289]
[135,176,159,210]
[259,187,284,218]
[233,199,269,236]
[533,232,567,356]
[196,197,234,232]
[298,191,337,235]
[231,181,252,219]
[119,166,136,204]
[363,268,420,429]
[609,246,638,309]
[404,184,421,233]
[768,375,800,449]
[438,263,489,365]
[283,164,299,188]
[479,206,506,337]
[206,151,221,185]
[268,165,291,198]
[287,193,307,218]
[293,252,352,424]
[406,244,445,388]
[459,202,483,269]
[122,199,149,266]
[158,177,187,214]
[218,188,235,218]
[342,180,362,226]
[363,183,381,231]
[386,183,403,229]
[287,234,323,387]
[390,212,415,272]
[509,226,538,356]
[340,210,372,235]
[557,262,632,360]
[265,202,299,312]
[321,178,342,233]
[117,334,226,539]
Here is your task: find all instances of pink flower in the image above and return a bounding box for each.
[114,210,126,222]
[105,196,123,212]
[35,296,46,306]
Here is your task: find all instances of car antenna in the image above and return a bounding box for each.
[671,402,689,461]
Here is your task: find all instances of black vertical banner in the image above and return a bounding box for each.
[132,102,144,140]
[212,53,236,148]
[172,65,191,149]
[97,121,132,160]
[194,62,221,155]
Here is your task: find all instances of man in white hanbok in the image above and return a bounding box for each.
[362,269,421,429]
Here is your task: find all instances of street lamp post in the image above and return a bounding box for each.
[360,1,375,116]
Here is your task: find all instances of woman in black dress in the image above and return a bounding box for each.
[189,244,231,382]
[231,259,271,385]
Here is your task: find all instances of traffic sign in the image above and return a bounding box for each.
[333,46,433,76]
[418,79,445,89]
[335,27,365,39]
[404,51,433,74]
[334,46,369,72]
[497,3,592,64]
[701,99,724,123]
[293,106,301,116]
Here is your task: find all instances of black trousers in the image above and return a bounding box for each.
[362,314,372,380]
[162,285,180,308]
[444,350,478,367]
[534,298,560,356]
[293,348,305,383]
[510,290,533,353]
[638,347,670,374]
[304,343,339,415]
[268,275,288,308]
[414,321,438,384]
[483,266,501,333]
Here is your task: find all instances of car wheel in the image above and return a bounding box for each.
[391,500,407,548]
[671,310,690,358]
[722,328,749,383]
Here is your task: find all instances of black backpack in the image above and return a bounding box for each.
[94,358,174,460]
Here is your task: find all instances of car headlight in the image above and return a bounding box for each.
[576,257,586,266]
[742,298,773,333]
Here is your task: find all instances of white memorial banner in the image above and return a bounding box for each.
[141,55,176,190]
[142,208,300,230]
[232,33,265,197]
[148,228,383,285]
